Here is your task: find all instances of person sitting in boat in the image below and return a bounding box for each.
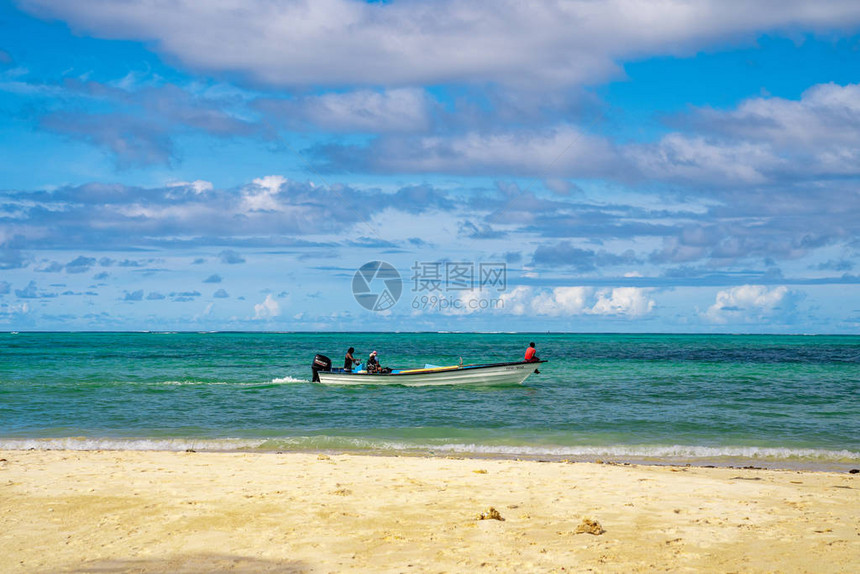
[344,347,358,371]
[366,350,380,373]
[524,342,540,362]
[366,351,392,374]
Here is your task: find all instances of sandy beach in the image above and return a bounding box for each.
[1,450,857,573]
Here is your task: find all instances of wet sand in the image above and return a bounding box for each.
[1,450,857,572]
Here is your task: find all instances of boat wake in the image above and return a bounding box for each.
[270,376,309,384]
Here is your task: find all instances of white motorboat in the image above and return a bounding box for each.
[311,354,544,387]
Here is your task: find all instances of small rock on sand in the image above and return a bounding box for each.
[575,518,605,535]
[477,507,505,521]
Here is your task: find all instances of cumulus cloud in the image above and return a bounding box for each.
[20,1,860,89]
[0,240,28,270]
[172,291,201,297]
[691,83,860,151]
[123,289,144,301]
[40,111,174,168]
[305,79,860,193]
[257,88,431,133]
[254,294,280,319]
[36,261,64,273]
[1,162,856,287]
[169,180,214,194]
[531,241,640,272]
[390,185,456,214]
[631,83,860,186]
[591,287,656,317]
[0,178,467,252]
[316,127,618,177]
[627,134,781,186]
[0,302,30,319]
[648,195,857,266]
[170,290,201,302]
[34,80,261,167]
[65,256,97,274]
[815,259,854,272]
[12,2,860,188]
[219,250,246,264]
[500,285,655,318]
[118,259,146,267]
[0,281,11,295]
[213,288,229,298]
[458,221,506,240]
[703,285,801,324]
[528,286,591,316]
[242,176,287,212]
[15,281,39,298]
[203,274,222,283]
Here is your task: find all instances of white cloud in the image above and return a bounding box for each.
[168,179,213,194]
[698,82,860,150]
[265,88,431,133]
[253,294,280,320]
[497,286,532,316]
[703,285,797,324]
[500,286,655,317]
[242,175,287,212]
[591,287,656,317]
[308,88,429,131]
[530,286,591,316]
[253,175,288,193]
[20,1,860,89]
[632,82,860,184]
[627,133,781,185]
[194,302,214,321]
[365,127,618,177]
[8,302,29,314]
[321,81,860,182]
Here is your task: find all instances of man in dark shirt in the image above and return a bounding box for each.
[344,347,358,371]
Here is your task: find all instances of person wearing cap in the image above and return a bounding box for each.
[366,350,380,373]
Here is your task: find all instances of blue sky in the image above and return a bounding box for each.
[1,0,859,333]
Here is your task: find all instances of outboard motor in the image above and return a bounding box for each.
[311,354,332,382]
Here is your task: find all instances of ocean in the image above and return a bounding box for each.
[1,332,857,471]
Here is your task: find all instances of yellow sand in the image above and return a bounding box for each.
[1,450,857,573]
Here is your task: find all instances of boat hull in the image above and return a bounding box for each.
[316,361,543,387]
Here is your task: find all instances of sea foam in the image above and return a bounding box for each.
[270,376,308,384]
[1,437,856,470]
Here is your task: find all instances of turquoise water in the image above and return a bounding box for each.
[1,332,858,470]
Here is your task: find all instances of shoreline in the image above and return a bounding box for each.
[3,449,857,572]
[2,439,857,474]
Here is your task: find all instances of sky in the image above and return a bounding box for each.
[1,0,859,333]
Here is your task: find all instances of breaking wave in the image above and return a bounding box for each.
[3,437,856,470]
